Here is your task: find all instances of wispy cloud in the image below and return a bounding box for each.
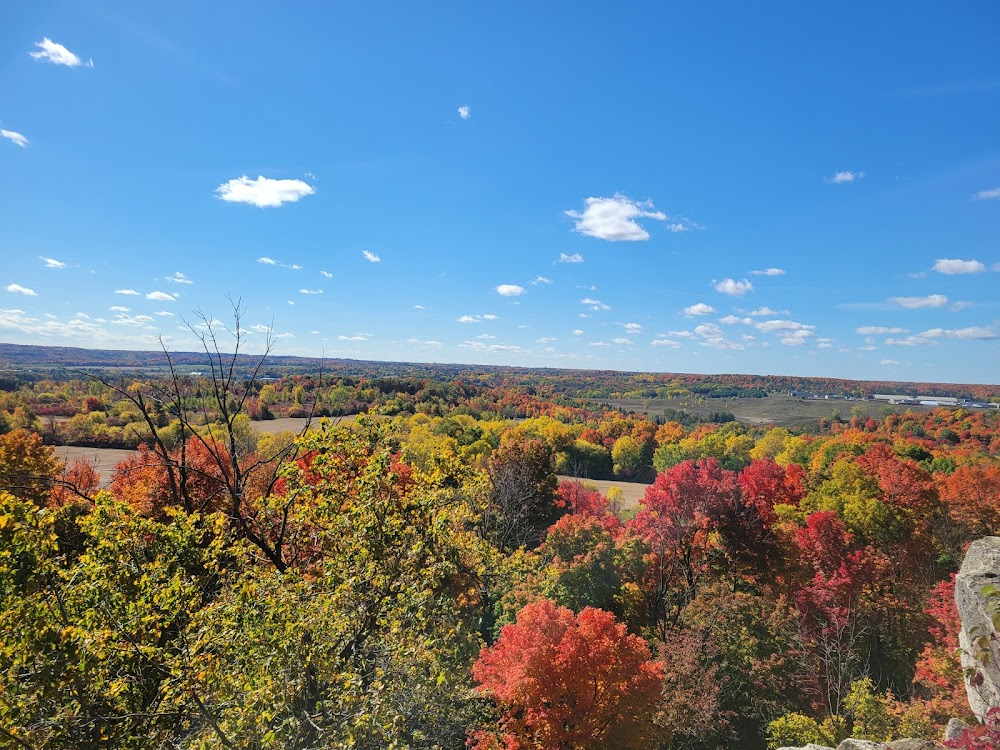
[918,326,996,340]
[857,326,907,335]
[623,322,643,333]
[885,336,935,346]
[719,315,752,325]
[362,250,381,263]
[40,257,65,269]
[651,338,681,347]
[532,276,552,285]
[974,188,1000,200]
[255,256,300,270]
[6,284,36,296]
[165,271,193,284]
[693,323,744,350]
[932,258,986,275]
[683,303,716,316]
[612,338,632,345]
[216,175,315,208]
[299,289,324,295]
[749,306,787,316]
[748,267,785,276]
[572,329,584,335]
[458,105,471,120]
[320,270,333,278]
[756,319,815,333]
[565,194,668,241]
[558,252,584,263]
[580,297,611,311]
[713,278,753,297]
[338,334,368,341]
[146,291,176,302]
[30,38,92,67]
[115,289,140,296]
[888,294,948,309]
[1,129,28,148]
[828,170,864,184]
[109,306,130,312]
[496,284,525,297]
[458,315,479,324]
[880,359,900,365]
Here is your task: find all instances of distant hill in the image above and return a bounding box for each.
[0,341,996,401]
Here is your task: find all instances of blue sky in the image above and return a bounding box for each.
[2,2,998,383]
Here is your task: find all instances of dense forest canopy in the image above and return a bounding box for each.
[0,342,999,749]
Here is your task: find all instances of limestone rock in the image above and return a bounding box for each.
[955,536,1000,719]
[944,716,970,742]
[836,740,881,750]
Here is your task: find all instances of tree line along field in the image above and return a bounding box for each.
[1,340,1000,749]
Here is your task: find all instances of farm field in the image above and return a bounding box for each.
[556,475,650,512]
[593,392,937,427]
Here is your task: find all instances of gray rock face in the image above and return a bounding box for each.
[835,740,881,750]
[944,716,970,741]
[955,536,1000,719]
[775,745,835,750]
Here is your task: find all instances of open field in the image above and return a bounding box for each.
[593,392,941,428]
[557,475,650,513]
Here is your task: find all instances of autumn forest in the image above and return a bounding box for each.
[1,340,1000,749]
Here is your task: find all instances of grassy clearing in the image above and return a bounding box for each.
[592,392,929,428]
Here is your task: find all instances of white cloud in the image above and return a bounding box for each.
[338,335,367,341]
[683,302,716,316]
[6,284,36,296]
[481,314,499,320]
[146,291,176,302]
[362,250,381,263]
[1,129,28,148]
[496,284,525,297]
[918,326,997,340]
[719,315,752,325]
[623,322,643,333]
[713,278,753,296]
[216,175,315,208]
[580,297,611,311]
[888,294,948,309]
[257,257,278,266]
[155,311,174,317]
[589,341,611,347]
[165,271,193,284]
[828,170,864,184]
[40,257,65,269]
[30,38,91,67]
[565,194,667,241]
[559,252,584,263]
[780,330,814,346]
[537,336,557,344]
[880,359,899,365]
[856,326,907,335]
[693,323,744,350]
[115,289,140,296]
[413,305,426,310]
[109,305,130,312]
[572,329,584,335]
[299,288,324,295]
[458,315,479,323]
[458,105,471,120]
[748,267,785,276]
[885,336,935,346]
[932,258,986,275]
[610,338,630,345]
[477,333,496,340]
[756,319,815,333]
[667,330,696,339]
[951,301,973,312]
[532,276,552,285]
[320,270,333,278]
[974,188,1000,200]
[651,338,681,347]
[749,306,786,316]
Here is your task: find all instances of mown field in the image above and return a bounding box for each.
[593,392,937,427]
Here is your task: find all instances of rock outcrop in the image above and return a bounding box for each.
[955,535,1000,719]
